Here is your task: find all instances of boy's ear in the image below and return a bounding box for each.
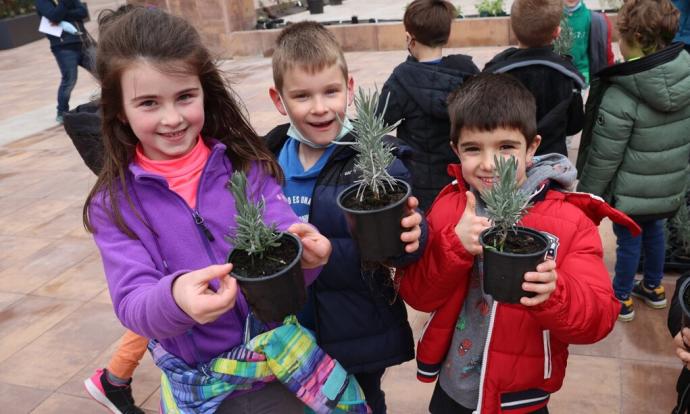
[450,140,460,159]
[526,135,542,163]
[268,86,288,116]
[346,75,355,107]
[552,25,562,41]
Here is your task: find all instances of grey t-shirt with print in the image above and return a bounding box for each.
[438,260,493,409]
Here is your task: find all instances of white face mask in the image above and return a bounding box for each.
[279,88,353,149]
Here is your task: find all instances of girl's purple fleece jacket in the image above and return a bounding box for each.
[89,141,319,366]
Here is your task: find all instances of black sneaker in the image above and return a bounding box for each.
[84,368,145,414]
[618,296,635,322]
[631,280,667,309]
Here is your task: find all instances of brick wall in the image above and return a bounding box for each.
[127,0,256,53]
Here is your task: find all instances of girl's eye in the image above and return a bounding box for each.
[178,93,193,101]
[139,100,156,108]
[463,147,479,153]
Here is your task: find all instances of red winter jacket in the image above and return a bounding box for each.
[397,164,639,413]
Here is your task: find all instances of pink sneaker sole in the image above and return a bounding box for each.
[84,377,124,414]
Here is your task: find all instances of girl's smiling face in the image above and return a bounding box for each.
[120,60,205,161]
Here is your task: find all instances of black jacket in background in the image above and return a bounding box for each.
[484,46,585,157]
[669,272,690,414]
[378,54,479,211]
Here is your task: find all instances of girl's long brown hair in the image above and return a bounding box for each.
[83,7,282,237]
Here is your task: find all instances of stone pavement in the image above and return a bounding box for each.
[0,1,681,413]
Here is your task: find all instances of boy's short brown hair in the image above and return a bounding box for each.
[510,0,563,48]
[403,0,456,47]
[272,21,348,93]
[617,0,679,55]
[448,73,537,146]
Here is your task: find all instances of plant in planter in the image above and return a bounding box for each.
[0,0,35,19]
[478,155,549,303]
[476,0,505,17]
[667,199,690,269]
[0,0,42,50]
[336,87,411,262]
[226,171,306,323]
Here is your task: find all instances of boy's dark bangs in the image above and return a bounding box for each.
[456,100,535,144]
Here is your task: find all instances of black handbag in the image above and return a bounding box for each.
[62,100,104,176]
[76,20,97,71]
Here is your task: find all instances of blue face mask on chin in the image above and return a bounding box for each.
[279,92,353,149]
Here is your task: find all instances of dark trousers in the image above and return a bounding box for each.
[612,219,666,299]
[51,44,93,115]
[429,382,549,414]
[355,368,387,414]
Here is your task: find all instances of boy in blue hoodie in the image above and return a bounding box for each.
[265,21,427,413]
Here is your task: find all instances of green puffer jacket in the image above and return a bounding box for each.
[577,43,690,221]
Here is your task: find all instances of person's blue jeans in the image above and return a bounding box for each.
[52,45,93,116]
[612,219,666,300]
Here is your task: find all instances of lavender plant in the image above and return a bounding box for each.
[226,171,282,261]
[349,87,401,202]
[480,155,533,251]
[554,15,574,57]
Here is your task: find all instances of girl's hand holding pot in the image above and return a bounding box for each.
[520,260,557,307]
[172,263,238,324]
[288,223,332,269]
[401,196,424,253]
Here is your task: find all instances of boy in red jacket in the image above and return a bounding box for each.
[397,73,639,414]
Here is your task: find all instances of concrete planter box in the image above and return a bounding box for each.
[221,13,618,58]
[0,13,42,50]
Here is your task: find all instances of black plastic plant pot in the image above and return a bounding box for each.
[479,226,549,304]
[680,277,690,329]
[336,179,411,262]
[227,232,306,324]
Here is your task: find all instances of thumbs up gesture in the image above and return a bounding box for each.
[455,191,491,256]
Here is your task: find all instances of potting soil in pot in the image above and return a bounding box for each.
[341,182,407,211]
[483,231,545,254]
[230,241,298,277]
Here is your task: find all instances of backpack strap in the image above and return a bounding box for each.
[488,59,586,89]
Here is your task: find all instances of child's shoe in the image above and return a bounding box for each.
[631,280,667,309]
[84,368,145,414]
[618,297,635,322]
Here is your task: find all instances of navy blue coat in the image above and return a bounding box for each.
[266,124,423,374]
[35,0,88,50]
[378,54,479,211]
